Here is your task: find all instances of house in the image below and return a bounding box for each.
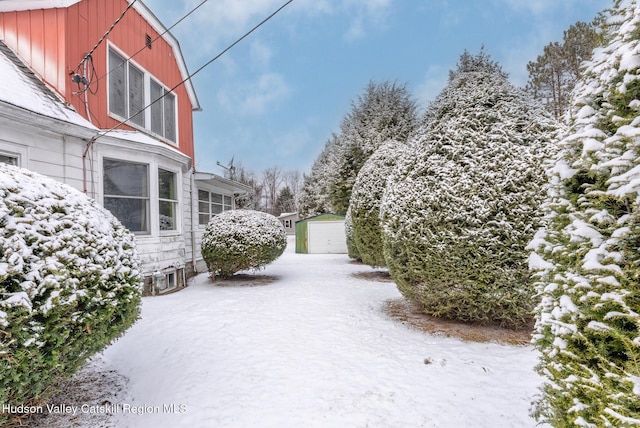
[277,212,299,235]
[0,0,251,294]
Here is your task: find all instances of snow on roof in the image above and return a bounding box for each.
[0,40,96,129]
[99,129,190,162]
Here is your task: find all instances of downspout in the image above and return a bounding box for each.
[190,168,198,276]
[82,135,98,195]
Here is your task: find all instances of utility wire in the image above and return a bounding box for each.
[72,0,139,75]
[92,0,294,142]
[93,0,209,86]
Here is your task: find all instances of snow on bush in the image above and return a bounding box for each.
[0,164,142,418]
[380,50,561,328]
[349,141,405,267]
[528,2,640,425]
[201,209,286,279]
[344,206,360,261]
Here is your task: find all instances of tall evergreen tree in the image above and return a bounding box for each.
[529,1,640,425]
[327,80,419,215]
[526,20,603,120]
[381,50,560,328]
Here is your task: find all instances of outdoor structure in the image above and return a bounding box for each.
[0,0,250,294]
[295,213,347,254]
[277,212,299,235]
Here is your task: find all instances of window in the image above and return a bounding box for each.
[108,47,177,143]
[103,159,149,233]
[158,168,177,231]
[150,80,176,142]
[0,154,18,165]
[198,190,233,225]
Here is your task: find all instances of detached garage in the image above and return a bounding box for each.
[295,214,347,254]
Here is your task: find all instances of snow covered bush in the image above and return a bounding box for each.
[201,209,286,279]
[344,207,360,260]
[381,50,560,328]
[0,164,142,418]
[349,141,405,267]
[528,2,640,424]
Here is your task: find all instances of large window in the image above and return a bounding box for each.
[198,190,232,225]
[158,169,177,231]
[103,159,149,233]
[108,47,177,143]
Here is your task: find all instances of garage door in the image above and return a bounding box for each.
[307,221,348,254]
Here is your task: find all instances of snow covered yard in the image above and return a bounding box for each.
[34,239,546,428]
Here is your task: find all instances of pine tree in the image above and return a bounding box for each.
[381,50,561,328]
[526,20,603,120]
[327,81,418,215]
[529,1,640,424]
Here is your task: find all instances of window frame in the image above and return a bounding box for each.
[198,190,234,226]
[102,158,151,235]
[107,43,179,145]
[158,167,179,232]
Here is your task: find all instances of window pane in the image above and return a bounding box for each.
[108,50,126,117]
[211,204,223,214]
[198,190,209,202]
[164,91,176,142]
[199,213,209,225]
[211,193,222,203]
[150,80,163,136]
[158,169,176,200]
[104,197,148,232]
[223,195,232,206]
[129,65,145,126]
[159,200,176,231]
[198,201,209,213]
[0,155,18,165]
[103,159,148,197]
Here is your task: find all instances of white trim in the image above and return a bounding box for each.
[0,0,81,11]
[127,0,201,112]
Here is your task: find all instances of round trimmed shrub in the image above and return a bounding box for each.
[201,209,286,279]
[344,206,360,261]
[0,164,142,420]
[350,141,404,267]
[380,51,560,328]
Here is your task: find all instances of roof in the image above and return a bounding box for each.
[0,1,81,11]
[0,0,201,112]
[0,40,96,129]
[194,172,254,194]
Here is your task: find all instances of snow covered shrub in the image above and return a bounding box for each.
[381,50,560,328]
[201,209,286,279]
[528,2,640,425]
[0,164,142,418]
[350,141,405,267]
[344,207,360,260]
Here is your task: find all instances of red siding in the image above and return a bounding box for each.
[0,0,195,160]
[0,8,67,94]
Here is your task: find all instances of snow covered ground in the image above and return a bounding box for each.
[35,238,546,427]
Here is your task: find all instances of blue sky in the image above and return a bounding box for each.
[142,0,605,176]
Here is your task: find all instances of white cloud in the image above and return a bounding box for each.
[415,65,449,105]
[250,39,273,68]
[217,72,291,115]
